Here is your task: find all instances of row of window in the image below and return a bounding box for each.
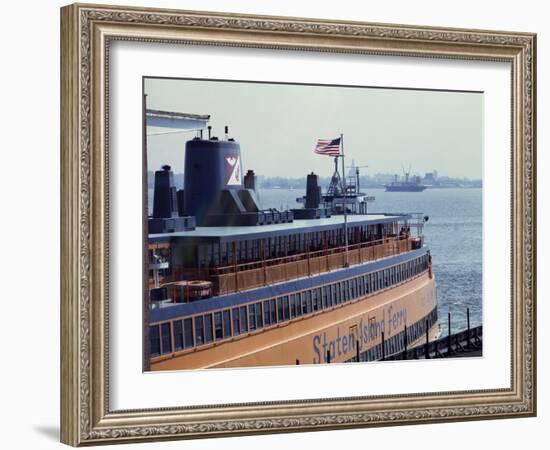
[150,254,430,357]
[193,223,397,267]
[345,307,438,363]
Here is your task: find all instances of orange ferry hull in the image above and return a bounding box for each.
[151,272,437,370]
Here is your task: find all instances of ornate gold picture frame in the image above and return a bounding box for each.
[60,3,536,446]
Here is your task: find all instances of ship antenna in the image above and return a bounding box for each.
[207,125,212,139]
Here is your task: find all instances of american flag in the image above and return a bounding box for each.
[314,137,341,156]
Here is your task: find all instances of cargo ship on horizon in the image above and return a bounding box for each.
[385,167,427,192]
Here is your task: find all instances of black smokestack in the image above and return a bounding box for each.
[244,170,257,191]
[305,172,321,209]
[152,165,178,219]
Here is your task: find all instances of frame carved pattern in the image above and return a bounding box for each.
[61,3,536,446]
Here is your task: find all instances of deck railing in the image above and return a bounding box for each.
[158,235,417,296]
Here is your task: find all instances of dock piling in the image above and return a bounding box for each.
[403,324,408,360]
[447,312,453,356]
[381,331,385,361]
[466,307,471,348]
[425,320,430,359]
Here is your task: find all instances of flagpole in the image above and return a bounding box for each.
[341,133,349,267]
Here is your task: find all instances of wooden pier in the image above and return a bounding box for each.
[383,324,482,360]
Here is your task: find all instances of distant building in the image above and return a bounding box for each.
[423,172,437,185]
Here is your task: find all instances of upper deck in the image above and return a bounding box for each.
[147,213,424,295]
[149,213,409,244]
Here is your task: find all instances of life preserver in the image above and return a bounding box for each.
[188,280,213,299]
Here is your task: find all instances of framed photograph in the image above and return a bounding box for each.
[60,3,536,446]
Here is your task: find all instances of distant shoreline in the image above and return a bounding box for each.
[146,171,482,190]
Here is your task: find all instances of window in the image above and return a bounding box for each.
[195,316,204,345]
[283,296,290,320]
[240,306,248,334]
[255,302,263,328]
[326,285,332,308]
[306,290,312,314]
[264,300,271,326]
[301,292,308,315]
[270,299,276,324]
[290,294,296,317]
[161,322,172,354]
[295,293,302,317]
[174,320,184,350]
[277,297,283,322]
[204,314,213,343]
[150,325,160,356]
[184,318,193,347]
[232,308,241,336]
[223,310,231,338]
[214,312,223,340]
[249,304,256,331]
[312,289,318,311]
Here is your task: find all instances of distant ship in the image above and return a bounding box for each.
[385,167,427,192]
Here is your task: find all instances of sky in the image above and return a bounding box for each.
[144,78,483,179]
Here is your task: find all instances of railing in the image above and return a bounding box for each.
[383,325,483,361]
[159,235,418,296]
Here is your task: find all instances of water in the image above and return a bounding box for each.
[148,187,482,335]
[259,187,482,335]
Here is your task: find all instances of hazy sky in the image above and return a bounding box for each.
[145,78,482,179]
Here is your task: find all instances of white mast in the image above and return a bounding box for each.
[341,133,349,267]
